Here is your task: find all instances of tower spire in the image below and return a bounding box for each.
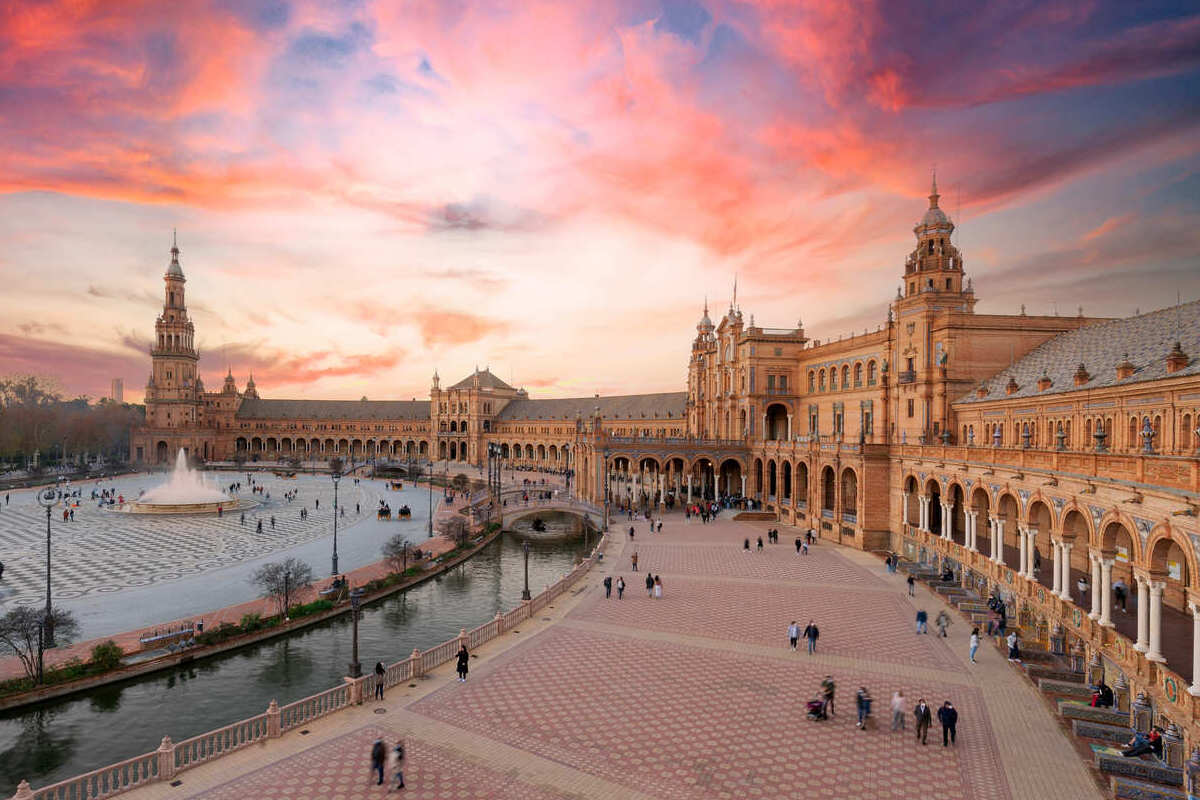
[929,168,940,208]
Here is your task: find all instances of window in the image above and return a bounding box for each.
[907,399,914,418]
[909,282,915,294]
[767,375,776,391]
[779,375,787,391]
[853,364,862,387]
[841,365,849,388]
[830,370,837,390]
[867,361,877,386]
[945,278,952,290]
[906,357,914,372]
[819,370,826,391]
[808,372,815,392]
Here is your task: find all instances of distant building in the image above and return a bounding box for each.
[110,378,124,404]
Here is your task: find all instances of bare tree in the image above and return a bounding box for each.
[438,514,470,547]
[451,473,469,493]
[407,463,423,482]
[328,456,344,475]
[382,534,411,573]
[250,558,313,618]
[0,606,80,683]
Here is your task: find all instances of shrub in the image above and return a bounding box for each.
[90,640,123,671]
[240,613,264,632]
[287,599,334,619]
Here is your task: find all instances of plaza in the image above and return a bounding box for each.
[0,472,433,641]
[103,511,1103,800]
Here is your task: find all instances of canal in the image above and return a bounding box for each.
[0,529,589,795]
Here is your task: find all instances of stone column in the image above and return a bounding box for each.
[1059,541,1074,601]
[740,474,747,501]
[1134,576,1150,652]
[687,474,693,504]
[942,502,954,540]
[902,493,910,527]
[787,414,793,441]
[1189,603,1200,696]
[993,519,1005,563]
[1148,581,1166,662]
[919,496,929,532]
[1099,559,1114,626]
[966,511,978,551]
[1051,541,1062,595]
[1087,554,1101,618]
[1027,527,1039,579]
[1018,526,1028,578]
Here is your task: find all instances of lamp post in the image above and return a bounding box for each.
[427,458,434,539]
[521,540,531,601]
[602,450,611,532]
[35,482,60,648]
[331,471,341,576]
[348,587,364,678]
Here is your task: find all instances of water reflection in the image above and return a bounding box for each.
[0,533,585,795]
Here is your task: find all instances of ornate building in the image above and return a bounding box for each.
[133,181,1200,751]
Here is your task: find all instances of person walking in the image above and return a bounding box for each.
[374,661,386,700]
[656,521,662,533]
[938,701,958,746]
[616,576,625,599]
[795,537,802,554]
[371,737,387,785]
[631,551,638,572]
[821,675,836,716]
[906,574,916,596]
[645,573,654,598]
[1006,630,1021,661]
[855,687,872,730]
[756,536,764,552]
[935,610,951,637]
[915,609,928,634]
[456,645,469,682]
[803,620,820,654]
[890,690,906,731]
[653,575,663,599]
[788,621,800,651]
[914,698,932,745]
[629,526,635,540]
[603,575,612,598]
[969,627,980,663]
[391,739,406,790]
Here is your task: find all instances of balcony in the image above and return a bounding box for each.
[897,370,917,384]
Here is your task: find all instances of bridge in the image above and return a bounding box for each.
[464,488,604,531]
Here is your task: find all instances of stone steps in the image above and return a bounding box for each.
[1092,746,1182,789]
[1072,719,1132,746]
[1038,678,1093,702]
[1025,664,1087,684]
[1057,699,1130,727]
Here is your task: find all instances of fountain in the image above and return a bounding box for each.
[123,450,244,514]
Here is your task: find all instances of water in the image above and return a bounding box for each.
[0,531,589,794]
[138,450,229,505]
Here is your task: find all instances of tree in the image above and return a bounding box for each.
[328,456,344,475]
[251,558,313,618]
[451,473,469,493]
[407,463,423,482]
[382,534,411,573]
[0,606,80,683]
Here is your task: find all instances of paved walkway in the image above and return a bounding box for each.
[107,513,1102,800]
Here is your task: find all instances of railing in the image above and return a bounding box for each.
[13,540,604,800]
[898,370,917,384]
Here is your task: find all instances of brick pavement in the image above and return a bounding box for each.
[98,509,1101,800]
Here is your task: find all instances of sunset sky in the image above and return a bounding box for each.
[1,0,1198,402]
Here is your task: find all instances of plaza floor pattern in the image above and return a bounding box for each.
[110,511,1102,800]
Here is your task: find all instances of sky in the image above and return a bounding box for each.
[0,0,1198,403]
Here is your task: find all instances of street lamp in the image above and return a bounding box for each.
[331,471,341,576]
[348,587,364,678]
[427,458,434,539]
[521,540,531,601]
[35,482,61,648]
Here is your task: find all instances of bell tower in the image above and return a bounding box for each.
[145,233,201,429]
[900,174,973,303]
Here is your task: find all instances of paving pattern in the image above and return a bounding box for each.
[110,509,1104,800]
[0,473,417,607]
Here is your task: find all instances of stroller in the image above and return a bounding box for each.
[806,697,828,721]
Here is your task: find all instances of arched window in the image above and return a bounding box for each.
[853,363,862,387]
[808,371,815,392]
[867,360,877,386]
[830,370,837,390]
[818,370,826,391]
[841,365,850,388]
[1128,416,1138,450]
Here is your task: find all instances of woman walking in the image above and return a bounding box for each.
[653,575,663,599]
[969,628,980,663]
[456,645,469,682]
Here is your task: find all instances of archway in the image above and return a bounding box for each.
[782,462,792,502]
[904,476,920,528]
[767,460,778,499]
[718,458,742,498]
[997,493,1020,570]
[948,483,965,544]
[765,403,789,440]
[1148,530,1195,681]
[156,441,169,463]
[753,458,763,500]
[926,479,942,536]
[970,487,991,555]
[821,466,836,515]
[840,468,858,521]
[1028,500,1053,589]
[439,441,447,460]
[795,462,809,507]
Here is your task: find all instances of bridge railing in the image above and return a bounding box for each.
[11,535,605,800]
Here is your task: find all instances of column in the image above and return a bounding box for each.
[942,503,954,540]
[902,493,910,527]
[919,496,929,532]
[1018,526,1028,577]
[687,474,693,504]
[1189,604,1200,696]
[1051,541,1062,595]
[1087,555,1101,617]
[1147,581,1166,662]
[787,414,793,441]
[1059,541,1074,601]
[1134,576,1150,652]
[1027,527,1038,578]
[992,519,1005,563]
[966,511,978,551]
[1099,559,1114,627]
[740,474,747,500]
[658,473,664,510]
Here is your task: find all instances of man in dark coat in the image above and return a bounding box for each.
[371,738,387,784]
[603,575,612,598]
[937,700,958,746]
[803,620,820,655]
[914,699,932,745]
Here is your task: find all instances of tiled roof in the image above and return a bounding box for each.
[496,393,687,421]
[236,398,428,420]
[958,301,1200,404]
[448,369,514,391]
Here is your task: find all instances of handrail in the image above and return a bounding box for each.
[13,536,603,800]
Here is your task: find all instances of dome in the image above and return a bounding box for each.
[920,206,950,228]
[166,233,184,278]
